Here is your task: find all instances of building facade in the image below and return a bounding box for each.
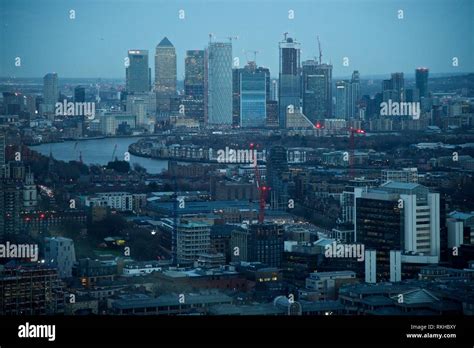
[279,36,301,128]
[155,37,177,115]
[126,50,150,94]
[207,42,233,125]
[240,62,267,128]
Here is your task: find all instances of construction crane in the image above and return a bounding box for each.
[227,35,238,42]
[348,127,365,178]
[111,144,118,161]
[317,36,323,64]
[244,50,259,64]
[73,141,81,162]
[250,143,270,224]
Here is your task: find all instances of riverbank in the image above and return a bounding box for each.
[30,137,168,174]
[28,133,161,147]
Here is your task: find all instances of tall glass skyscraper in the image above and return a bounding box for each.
[278,35,301,128]
[310,63,332,120]
[43,73,58,114]
[126,50,150,94]
[232,67,242,126]
[302,59,318,122]
[335,80,350,119]
[207,42,233,125]
[349,70,360,118]
[391,72,405,102]
[183,50,205,122]
[155,37,177,114]
[240,62,267,128]
[416,67,429,98]
[185,50,205,99]
[335,71,360,120]
[267,145,289,210]
[270,79,278,101]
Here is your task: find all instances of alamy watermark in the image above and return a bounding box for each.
[216,147,257,164]
[55,99,95,119]
[0,242,39,262]
[18,322,55,342]
[380,99,420,120]
[324,242,365,262]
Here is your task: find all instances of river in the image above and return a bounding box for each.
[30,137,168,174]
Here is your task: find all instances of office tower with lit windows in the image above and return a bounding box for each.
[231,223,284,267]
[250,223,284,267]
[239,62,267,128]
[155,37,177,115]
[0,180,22,237]
[181,50,205,122]
[185,50,205,99]
[42,73,59,114]
[126,50,150,94]
[335,80,350,119]
[267,145,289,210]
[207,42,233,125]
[356,182,440,281]
[0,265,64,315]
[302,59,333,122]
[278,35,301,127]
[23,172,38,211]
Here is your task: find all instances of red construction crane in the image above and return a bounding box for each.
[250,143,270,224]
[348,127,365,178]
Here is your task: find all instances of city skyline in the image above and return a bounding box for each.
[1,0,473,79]
[0,0,473,342]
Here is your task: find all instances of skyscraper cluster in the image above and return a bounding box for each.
[335,71,360,120]
[120,33,344,129]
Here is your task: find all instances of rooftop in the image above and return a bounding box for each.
[112,292,232,310]
[381,181,421,190]
[157,37,173,47]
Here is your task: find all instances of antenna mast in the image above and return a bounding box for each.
[317,36,322,64]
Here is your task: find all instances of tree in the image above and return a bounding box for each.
[88,215,128,241]
[106,160,130,173]
[133,163,147,174]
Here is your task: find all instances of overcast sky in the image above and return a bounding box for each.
[1,0,473,79]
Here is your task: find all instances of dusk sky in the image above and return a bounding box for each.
[1,0,473,79]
